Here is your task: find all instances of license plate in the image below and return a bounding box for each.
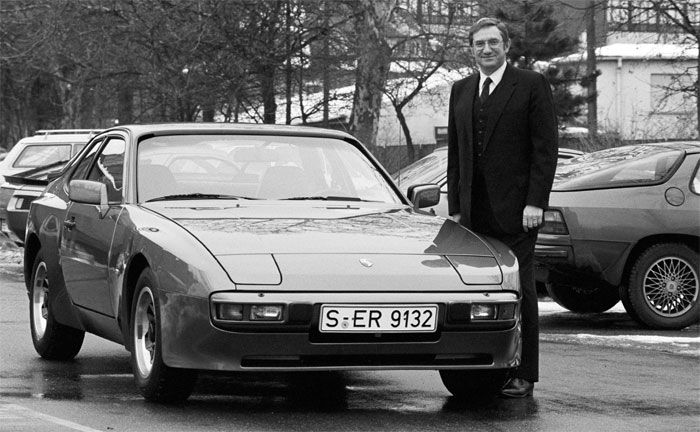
[320,304,438,333]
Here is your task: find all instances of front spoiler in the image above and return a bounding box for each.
[158,291,522,372]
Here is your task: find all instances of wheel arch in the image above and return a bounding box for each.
[621,234,700,287]
[120,253,150,350]
[23,233,41,292]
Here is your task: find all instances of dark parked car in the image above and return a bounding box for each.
[25,123,522,402]
[536,142,699,329]
[393,146,584,217]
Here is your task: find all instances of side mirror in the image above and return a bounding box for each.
[407,183,440,210]
[69,180,109,217]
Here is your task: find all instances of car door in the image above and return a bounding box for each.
[60,135,125,317]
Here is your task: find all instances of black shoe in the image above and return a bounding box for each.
[500,378,534,398]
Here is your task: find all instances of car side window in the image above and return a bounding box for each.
[691,160,700,195]
[70,138,104,181]
[86,137,126,203]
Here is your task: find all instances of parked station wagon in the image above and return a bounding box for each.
[0,129,100,242]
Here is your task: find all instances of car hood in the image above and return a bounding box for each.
[142,201,505,288]
[146,202,490,255]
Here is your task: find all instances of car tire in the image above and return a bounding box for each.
[618,284,641,322]
[545,282,620,313]
[627,243,699,330]
[439,369,509,402]
[130,268,197,402]
[29,249,85,360]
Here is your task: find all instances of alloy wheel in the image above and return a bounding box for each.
[31,261,49,340]
[133,287,157,378]
[643,256,699,318]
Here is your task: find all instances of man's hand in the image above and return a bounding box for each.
[450,213,462,224]
[522,205,543,232]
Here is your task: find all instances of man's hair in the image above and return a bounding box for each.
[468,17,510,46]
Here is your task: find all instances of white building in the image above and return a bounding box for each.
[554,43,698,140]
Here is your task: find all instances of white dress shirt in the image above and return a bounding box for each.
[478,61,507,97]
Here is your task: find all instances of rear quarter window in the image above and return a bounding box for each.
[554,149,684,191]
[13,144,72,168]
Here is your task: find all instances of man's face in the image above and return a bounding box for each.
[471,25,509,75]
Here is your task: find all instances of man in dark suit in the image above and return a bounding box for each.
[446,17,558,398]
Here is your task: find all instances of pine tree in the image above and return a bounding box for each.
[491,0,585,124]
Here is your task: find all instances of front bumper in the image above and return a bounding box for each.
[158,291,521,372]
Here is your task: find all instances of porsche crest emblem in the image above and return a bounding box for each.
[359,258,373,268]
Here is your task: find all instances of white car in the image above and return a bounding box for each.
[0,129,100,240]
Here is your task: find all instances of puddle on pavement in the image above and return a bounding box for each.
[0,355,134,401]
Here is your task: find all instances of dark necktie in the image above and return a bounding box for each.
[480,77,492,103]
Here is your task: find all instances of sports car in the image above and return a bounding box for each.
[536,142,699,330]
[25,123,521,402]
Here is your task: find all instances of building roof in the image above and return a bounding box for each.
[553,43,698,63]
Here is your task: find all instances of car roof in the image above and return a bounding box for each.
[16,129,102,145]
[101,123,356,141]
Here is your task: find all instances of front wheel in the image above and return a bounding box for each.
[439,369,509,402]
[29,249,84,360]
[130,268,197,402]
[546,282,620,313]
[626,243,699,330]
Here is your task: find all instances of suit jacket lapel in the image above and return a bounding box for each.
[482,64,517,152]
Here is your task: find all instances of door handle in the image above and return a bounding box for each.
[63,219,76,230]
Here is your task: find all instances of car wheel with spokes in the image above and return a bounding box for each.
[29,248,84,360]
[627,243,699,330]
[130,268,197,402]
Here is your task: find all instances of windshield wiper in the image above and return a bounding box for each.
[283,196,372,202]
[146,193,257,202]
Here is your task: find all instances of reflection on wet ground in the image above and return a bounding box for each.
[1,350,699,432]
[6,356,696,419]
[1,352,541,419]
[0,354,133,401]
[175,370,543,424]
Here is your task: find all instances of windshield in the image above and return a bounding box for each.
[554,145,685,191]
[137,134,401,203]
[394,148,447,189]
[13,144,72,168]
